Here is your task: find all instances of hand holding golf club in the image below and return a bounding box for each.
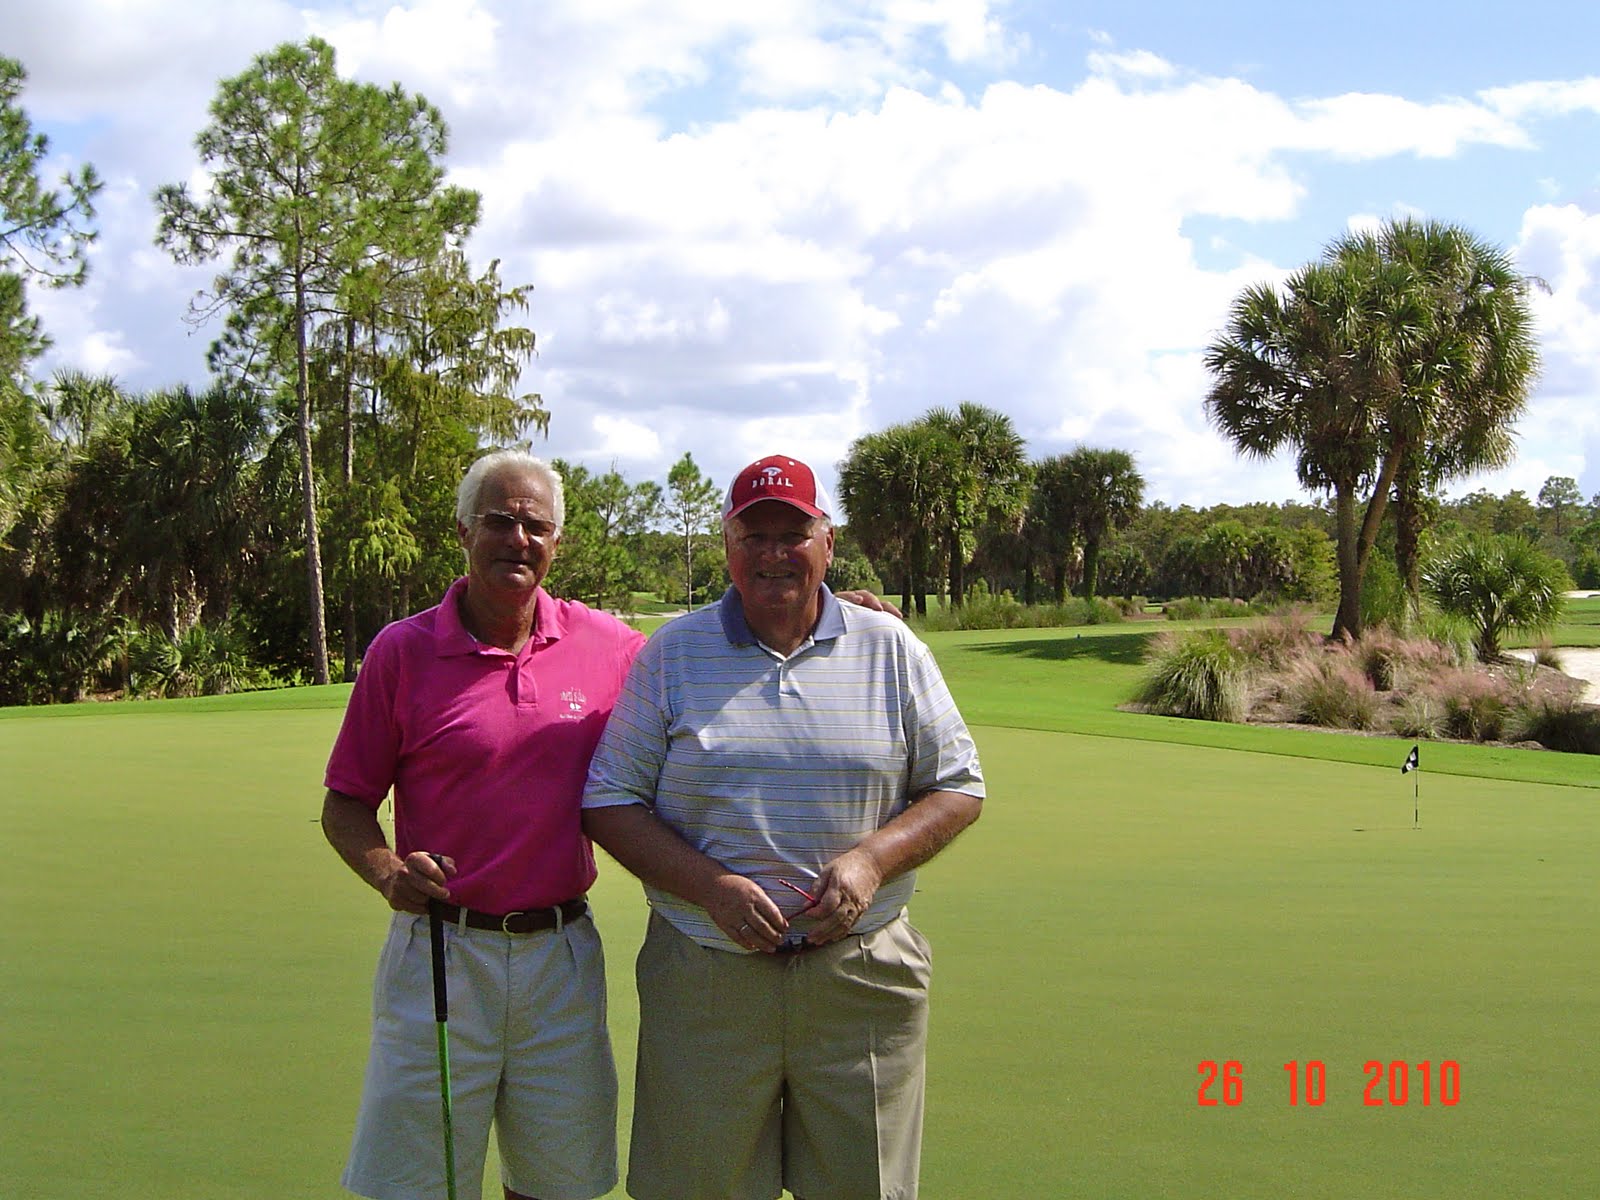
[704,871,788,951]
[798,849,882,946]
[381,850,455,915]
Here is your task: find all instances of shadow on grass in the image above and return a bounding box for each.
[961,628,1155,666]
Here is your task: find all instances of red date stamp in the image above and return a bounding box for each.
[1197,1059,1461,1107]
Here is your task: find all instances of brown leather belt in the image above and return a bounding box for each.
[429,898,588,934]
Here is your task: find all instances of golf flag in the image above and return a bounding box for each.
[1401,744,1419,774]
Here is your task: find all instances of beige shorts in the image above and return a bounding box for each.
[627,910,932,1200]
[341,910,618,1200]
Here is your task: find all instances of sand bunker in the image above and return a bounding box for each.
[1507,646,1600,704]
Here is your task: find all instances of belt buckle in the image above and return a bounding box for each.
[500,910,526,933]
[774,935,808,955]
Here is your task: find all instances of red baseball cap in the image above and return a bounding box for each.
[722,455,835,523]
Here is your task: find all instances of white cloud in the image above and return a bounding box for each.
[1086,48,1177,81]
[1293,92,1530,159]
[15,0,1600,511]
[590,413,663,461]
[309,0,501,107]
[1481,77,1600,121]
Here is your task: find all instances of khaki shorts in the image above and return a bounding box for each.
[627,910,932,1200]
[341,910,618,1200]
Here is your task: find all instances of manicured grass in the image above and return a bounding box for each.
[1547,593,1600,645]
[922,624,1600,789]
[3,629,1597,1197]
[921,727,1598,1199]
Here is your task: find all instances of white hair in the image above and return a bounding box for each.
[456,450,565,532]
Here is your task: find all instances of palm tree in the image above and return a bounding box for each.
[1197,520,1251,599]
[922,403,1028,607]
[1058,446,1144,599]
[837,422,956,616]
[1422,533,1566,660]
[54,382,268,640]
[1023,455,1079,602]
[1205,252,1419,640]
[1335,219,1538,621]
[0,375,52,549]
[41,369,126,448]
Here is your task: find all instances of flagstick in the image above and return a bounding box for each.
[1401,745,1420,829]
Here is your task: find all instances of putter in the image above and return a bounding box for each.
[426,855,458,1200]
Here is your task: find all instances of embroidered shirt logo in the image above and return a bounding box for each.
[559,687,588,720]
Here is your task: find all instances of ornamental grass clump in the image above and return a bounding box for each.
[1392,693,1444,740]
[1234,609,1319,671]
[1531,640,1565,671]
[1507,695,1600,754]
[1285,650,1379,730]
[1430,669,1515,742]
[1355,625,1461,692]
[1133,629,1249,722]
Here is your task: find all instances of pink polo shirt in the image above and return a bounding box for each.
[324,578,647,913]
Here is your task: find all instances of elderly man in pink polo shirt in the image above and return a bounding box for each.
[321,450,644,1200]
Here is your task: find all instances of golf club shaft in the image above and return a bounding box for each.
[427,857,457,1200]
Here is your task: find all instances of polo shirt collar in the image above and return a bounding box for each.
[435,577,562,657]
[718,583,845,648]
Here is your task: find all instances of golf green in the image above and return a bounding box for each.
[2,666,1596,1196]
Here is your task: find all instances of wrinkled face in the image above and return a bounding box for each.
[724,499,834,617]
[457,467,561,597]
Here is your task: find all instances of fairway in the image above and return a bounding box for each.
[3,650,1597,1198]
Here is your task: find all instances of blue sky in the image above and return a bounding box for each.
[10,0,1600,511]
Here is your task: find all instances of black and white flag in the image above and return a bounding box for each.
[1401,745,1419,774]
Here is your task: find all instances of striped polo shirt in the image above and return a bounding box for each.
[583,585,984,952]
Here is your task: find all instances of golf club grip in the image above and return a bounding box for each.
[425,857,451,1024]
[427,899,448,1023]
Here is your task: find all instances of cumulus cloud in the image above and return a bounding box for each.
[16,0,1600,510]
[1481,77,1600,121]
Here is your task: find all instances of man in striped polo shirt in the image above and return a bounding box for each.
[583,454,984,1200]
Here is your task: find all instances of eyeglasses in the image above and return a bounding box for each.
[734,530,816,553]
[475,510,558,540]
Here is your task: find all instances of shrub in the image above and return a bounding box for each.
[918,594,1123,632]
[1360,552,1408,633]
[1354,627,1405,690]
[1234,609,1319,671]
[1354,625,1461,692]
[1422,533,1568,660]
[131,621,271,698]
[1286,651,1378,730]
[1429,669,1514,742]
[1415,610,1475,666]
[0,611,123,705]
[1133,629,1249,722]
[1161,596,1265,622]
[1392,694,1443,740]
[1531,640,1565,671]
[1507,696,1600,753]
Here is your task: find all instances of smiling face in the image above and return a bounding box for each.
[457,466,561,599]
[724,499,835,623]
